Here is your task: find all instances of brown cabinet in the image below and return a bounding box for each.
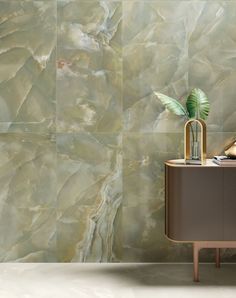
[223,168,236,240]
[165,159,236,281]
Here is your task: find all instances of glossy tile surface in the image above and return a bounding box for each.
[57,133,122,262]
[123,1,236,133]
[123,1,188,132]
[0,133,56,261]
[57,0,122,132]
[188,1,236,132]
[123,133,186,261]
[0,263,236,298]
[0,0,56,132]
[0,0,235,262]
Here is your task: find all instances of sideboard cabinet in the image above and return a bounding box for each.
[165,159,236,281]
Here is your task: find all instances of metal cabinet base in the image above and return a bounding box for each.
[193,241,236,282]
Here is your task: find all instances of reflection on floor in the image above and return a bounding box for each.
[0,263,235,298]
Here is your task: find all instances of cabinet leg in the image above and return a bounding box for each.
[193,243,199,282]
[216,248,220,268]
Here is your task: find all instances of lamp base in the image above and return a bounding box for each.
[185,159,202,165]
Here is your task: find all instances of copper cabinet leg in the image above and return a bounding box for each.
[193,243,200,282]
[216,248,220,268]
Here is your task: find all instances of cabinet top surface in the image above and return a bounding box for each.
[165,159,236,168]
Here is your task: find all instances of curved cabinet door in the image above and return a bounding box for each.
[165,165,223,241]
[224,168,236,240]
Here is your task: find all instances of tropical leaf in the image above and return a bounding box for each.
[186,88,210,120]
[154,92,188,117]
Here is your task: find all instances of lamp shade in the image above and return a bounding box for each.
[225,141,236,158]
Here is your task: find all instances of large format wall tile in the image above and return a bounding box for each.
[0,133,56,208]
[188,1,236,132]
[0,208,56,262]
[57,0,122,132]
[0,0,235,263]
[57,133,122,262]
[0,1,56,133]
[123,1,189,132]
[122,133,190,261]
[0,133,56,262]
[123,1,236,133]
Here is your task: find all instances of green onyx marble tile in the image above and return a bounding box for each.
[0,132,57,262]
[0,133,56,208]
[122,133,185,261]
[0,207,56,262]
[123,133,184,208]
[123,1,189,132]
[0,1,56,133]
[0,0,41,2]
[56,1,122,132]
[57,133,122,262]
[188,1,236,132]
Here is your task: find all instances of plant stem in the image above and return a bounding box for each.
[195,110,199,143]
[190,123,196,142]
[184,114,195,142]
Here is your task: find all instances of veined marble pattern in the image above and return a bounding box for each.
[0,133,56,261]
[0,0,235,263]
[123,1,236,133]
[122,133,192,262]
[188,1,236,132]
[123,1,189,132]
[0,1,56,133]
[57,0,122,132]
[57,133,122,262]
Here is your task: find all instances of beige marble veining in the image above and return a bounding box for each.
[123,1,236,133]
[57,0,122,132]
[0,0,56,133]
[188,1,236,132]
[123,1,189,132]
[122,133,190,262]
[0,133,56,261]
[0,0,235,263]
[57,133,122,262]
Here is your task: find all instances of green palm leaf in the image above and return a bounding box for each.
[154,92,188,117]
[186,88,210,120]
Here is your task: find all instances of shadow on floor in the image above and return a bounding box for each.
[56,263,236,287]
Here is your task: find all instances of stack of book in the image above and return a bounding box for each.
[213,156,236,167]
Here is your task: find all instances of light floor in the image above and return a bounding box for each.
[0,263,235,298]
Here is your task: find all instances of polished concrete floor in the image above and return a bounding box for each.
[0,263,235,298]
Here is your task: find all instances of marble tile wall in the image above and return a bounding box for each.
[0,0,235,262]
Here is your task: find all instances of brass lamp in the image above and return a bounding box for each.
[225,140,236,158]
[184,119,207,165]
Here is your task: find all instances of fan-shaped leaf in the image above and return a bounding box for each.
[186,88,210,120]
[154,92,188,117]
